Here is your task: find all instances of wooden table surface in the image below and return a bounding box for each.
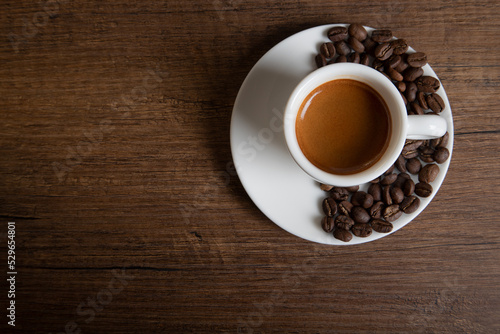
[1,0,499,333]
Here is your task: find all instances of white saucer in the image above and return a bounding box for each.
[230,24,454,245]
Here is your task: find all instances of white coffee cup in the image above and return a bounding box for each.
[283,63,447,187]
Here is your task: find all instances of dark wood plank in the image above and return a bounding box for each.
[1,0,499,333]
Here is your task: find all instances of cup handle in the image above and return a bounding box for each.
[407,114,447,140]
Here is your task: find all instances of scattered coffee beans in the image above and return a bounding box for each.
[347,36,364,52]
[321,216,335,232]
[371,219,393,233]
[419,164,440,183]
[374,42,393,61]
[327,26,348,42]
[334,228,353,242]
[426,93,445,113]
[415,182,433,197]
[371,29,393,43]
[335,215,355,230]
[403,66,424,82]
[400,195,420,214]
[415,76,440,93]
[316,24,450,242]
[407,52,428,67]
[352,223,372,237]
[382,204,402,222]
[315,54,327,68]
[348,23,367,41]
[369,201,384,219]
[322,197,338,217]
[351,206,371,224]
[433,147,450,164]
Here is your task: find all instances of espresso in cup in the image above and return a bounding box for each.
[295,79,391,175]
[284,63,447,187]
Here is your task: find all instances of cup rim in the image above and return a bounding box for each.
[283,63,407,187]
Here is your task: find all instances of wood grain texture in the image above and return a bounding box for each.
[1,0,499,333]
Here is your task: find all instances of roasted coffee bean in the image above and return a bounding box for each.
[374,42,393,61]
[386,66,403,81]
[385,55,402,69]
[347,36,365,53]
[417,91,429,110]
[403,139,424,152]
[406,158,422,174]
[383,204,403,222]
[334,228,353,242]
[395,155,407,173]
[315,54,327,68]
[385,165,395,175]
[369,201,385,219]
[419,164,440,183]
[351,206,371,224]
[371,29,393,43]
[335,40,352,56]
[350,191,365,206]
[391,38,409,55]
[363,37,377,55]
[419,146,436,163]
[380,72,394,82]
[380,72,394,80]
[335,55,348,63]
[409,101,424,115]
[320,42,336,58]
[394,58,409,72]
[381,71,392,80]
[373,58,384,72]
[321,216,335,232]
[433,147,450,164]
[320,183,334,192]
[322,197,338,217]
[352,223,372,237]
[353,192,374,209]
[371,219,393,233]
[335,214,355,230]
[368,183,382,202]
[407,52,428,67]
[330,187,349,201]
[403,67,424,82]
[360,52,370,66]
[382,186,393,205]
[400,195,420,214]
[393,172,411,189]
[348,23,367,41]
[431,136,446,149]
[405,82,418,102]
[396,81,406,93]
[381,173,398,186]
[390,187,405,204]
[348,52,361,63]
[338,200,353,216]
[426,93,445,113]
[403,140,423,159]
[345,185,360,193]
[327,26,348,42]
[400,92,408,106]
[416,76,440,93]
[403,178,415,196]
[431,132,449,149]
[415,182,433,197]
